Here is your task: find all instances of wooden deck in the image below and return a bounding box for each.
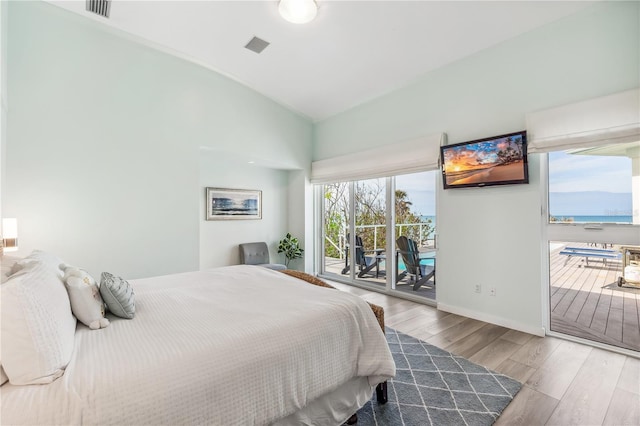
[550,243,640,352]
[323,257,436,300]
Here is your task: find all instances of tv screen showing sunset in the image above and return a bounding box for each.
[442,133,527,186]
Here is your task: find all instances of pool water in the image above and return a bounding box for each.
[381,258,434,271]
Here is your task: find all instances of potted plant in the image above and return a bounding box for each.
[278,233,304,268]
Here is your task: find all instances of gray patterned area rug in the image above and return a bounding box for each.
[356,328,522,426]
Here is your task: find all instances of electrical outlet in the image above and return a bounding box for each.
[490,287,496,296]
[475,284,482,293]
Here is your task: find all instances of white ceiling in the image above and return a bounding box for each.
[47,1,596,122]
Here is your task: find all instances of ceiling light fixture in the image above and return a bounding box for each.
[279,0,317,24]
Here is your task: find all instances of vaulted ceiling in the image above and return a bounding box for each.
[47,1,596,122]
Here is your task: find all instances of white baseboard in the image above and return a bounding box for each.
[437,303,546,337]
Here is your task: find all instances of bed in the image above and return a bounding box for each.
[0,252,395,425]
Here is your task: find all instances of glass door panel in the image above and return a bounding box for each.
[547,145,640,352]
[354,178,386,288]
[393,172,437,301]
[322,182,350,278]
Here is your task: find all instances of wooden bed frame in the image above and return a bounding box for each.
[279,270,389,424]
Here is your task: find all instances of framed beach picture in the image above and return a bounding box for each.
[206,188,262,220]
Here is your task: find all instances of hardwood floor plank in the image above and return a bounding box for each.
[524,340,592,400]
[385,304,429,323]
[501,329,535,345]
[418,311,468,335]
[494,358,537,384]
[424,317,486,348]
[390,313,440,337]
[493,386,559,426]
[602,388,640,426]
[443,323,509,359]
[468,338,521,370]
[616,356,640,396]
[546,348,626,426]
[509,335,562,369]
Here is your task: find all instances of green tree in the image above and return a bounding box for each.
[395,189,432,246]
[323,183,349,258]
[323,182,434,259]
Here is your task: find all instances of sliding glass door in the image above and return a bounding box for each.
[546,143,640,352]
[319,171,438,303]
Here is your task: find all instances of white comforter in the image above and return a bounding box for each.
[1,265,395,425]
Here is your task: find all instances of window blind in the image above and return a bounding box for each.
[310,133,446,184]
[526,88,640,153]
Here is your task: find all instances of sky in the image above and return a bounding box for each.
[393,150,633,218]
[548,151,632,217]
[548,151,631,193]
[396,171,436,216]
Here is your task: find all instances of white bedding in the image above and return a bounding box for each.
[1,265,395,425]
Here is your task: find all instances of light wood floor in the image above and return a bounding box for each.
[328,280,640,426]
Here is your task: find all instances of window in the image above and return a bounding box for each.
[548,146,633,224]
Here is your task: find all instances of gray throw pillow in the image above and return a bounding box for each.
[99,272,135,319]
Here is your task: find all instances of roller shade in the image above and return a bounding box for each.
[311,133,446,184]
[526,88,640,153]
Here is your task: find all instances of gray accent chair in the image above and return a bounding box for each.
[239,242,286,270]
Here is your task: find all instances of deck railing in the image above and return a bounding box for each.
[325,222,434,259]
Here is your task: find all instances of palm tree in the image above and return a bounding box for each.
[395,190,413,218]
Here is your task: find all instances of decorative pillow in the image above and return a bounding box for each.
[100,272,135,319]
[1,258,77,385]
[62,266,110,330]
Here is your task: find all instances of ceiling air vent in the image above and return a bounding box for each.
[244,36,270,54]
[86,0,111,18]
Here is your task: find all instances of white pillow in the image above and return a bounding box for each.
[1,256,21,382]
[1,256,77,385]
[1,255,22,283]
[10,250,65,278]
[62,266,110,330]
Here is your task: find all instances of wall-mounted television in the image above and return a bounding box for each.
[441,131,529,189]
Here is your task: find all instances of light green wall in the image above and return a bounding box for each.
[199,153,290,269]
[315,1,639,159]
[4,1,312,278]
[314,1,640,334]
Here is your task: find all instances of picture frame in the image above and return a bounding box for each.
[205,187,262,220]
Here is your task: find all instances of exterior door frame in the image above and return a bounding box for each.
[540,153,640,356]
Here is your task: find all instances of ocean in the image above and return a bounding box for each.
[417,215,633,225]
[551,215,633,223]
